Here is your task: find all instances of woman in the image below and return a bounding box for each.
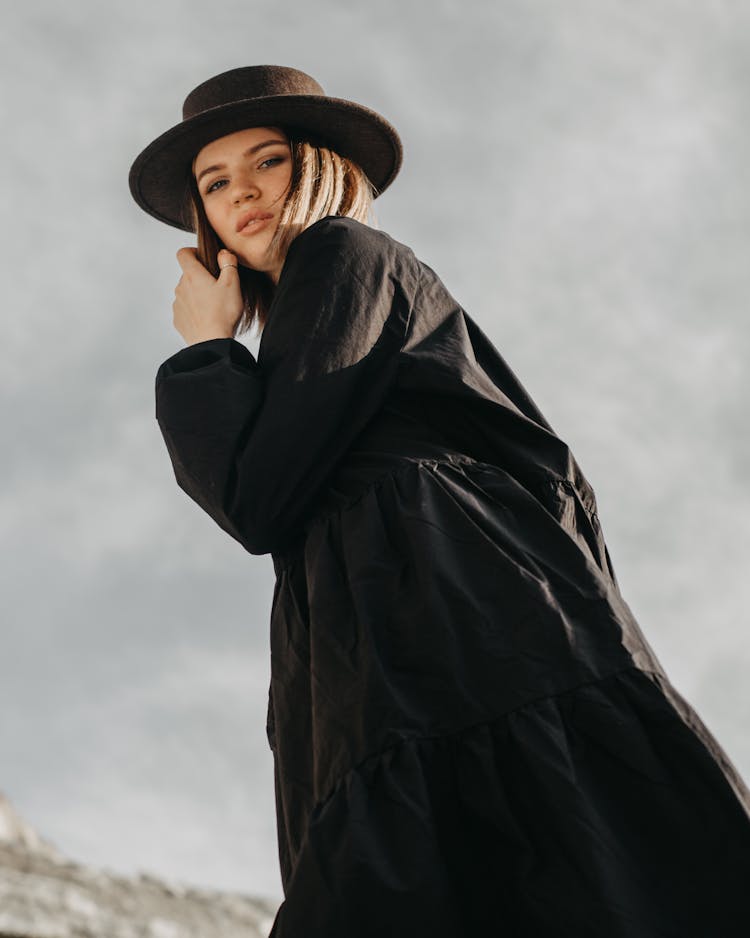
[129,66,750,936]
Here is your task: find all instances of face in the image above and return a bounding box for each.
[193,126,293,283]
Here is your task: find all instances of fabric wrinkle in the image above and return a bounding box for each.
[154,216,750,937]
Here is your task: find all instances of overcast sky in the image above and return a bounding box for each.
[2,0,749,905]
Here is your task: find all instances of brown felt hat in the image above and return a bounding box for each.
[128,65,402,232]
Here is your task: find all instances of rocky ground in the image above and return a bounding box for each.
[0,792,279,938]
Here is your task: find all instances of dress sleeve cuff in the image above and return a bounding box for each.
[156,338,257,379]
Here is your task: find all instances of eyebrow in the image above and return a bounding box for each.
[195,138,289,185]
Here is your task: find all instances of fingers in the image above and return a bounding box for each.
[171,245,243,344]
[176,246,204,275]
[217,249,238,271]
[216,250,240,290]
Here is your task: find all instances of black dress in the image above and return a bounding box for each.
[155,216,750,937]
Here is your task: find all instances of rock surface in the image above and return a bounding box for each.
[0,792,278,938]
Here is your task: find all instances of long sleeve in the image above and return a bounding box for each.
[155,217,417,555]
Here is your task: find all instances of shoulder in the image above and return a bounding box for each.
[291,214,391,250]
[265,216,418,349]
[281,216,416,281]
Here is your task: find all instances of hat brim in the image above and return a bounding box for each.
[129,94,402,232]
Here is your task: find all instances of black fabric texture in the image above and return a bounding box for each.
[155,216,750,936]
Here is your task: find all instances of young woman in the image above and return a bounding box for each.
[130,65,750,936]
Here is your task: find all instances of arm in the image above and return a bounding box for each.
[155,218,417,555]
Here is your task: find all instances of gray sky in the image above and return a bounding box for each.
[2,0,749,903]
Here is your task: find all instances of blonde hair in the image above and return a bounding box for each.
[188,132,375,336]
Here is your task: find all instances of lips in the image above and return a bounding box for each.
[236,209,274,233]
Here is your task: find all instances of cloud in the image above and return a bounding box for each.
[3,0,749,900]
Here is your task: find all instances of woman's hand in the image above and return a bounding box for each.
[172,248,244,345]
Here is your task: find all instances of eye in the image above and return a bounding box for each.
[259,155,286,170]
[205,178,227,195]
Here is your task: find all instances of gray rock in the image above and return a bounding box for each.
[0,792,279,938]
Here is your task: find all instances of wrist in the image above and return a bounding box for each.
[185,330,234,346]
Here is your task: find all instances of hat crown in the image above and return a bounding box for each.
[183,65,325,120]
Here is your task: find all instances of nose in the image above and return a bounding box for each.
[231,176,260,204]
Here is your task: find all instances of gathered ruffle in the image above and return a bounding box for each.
[270,666,750,938]
[268,456,667,824]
